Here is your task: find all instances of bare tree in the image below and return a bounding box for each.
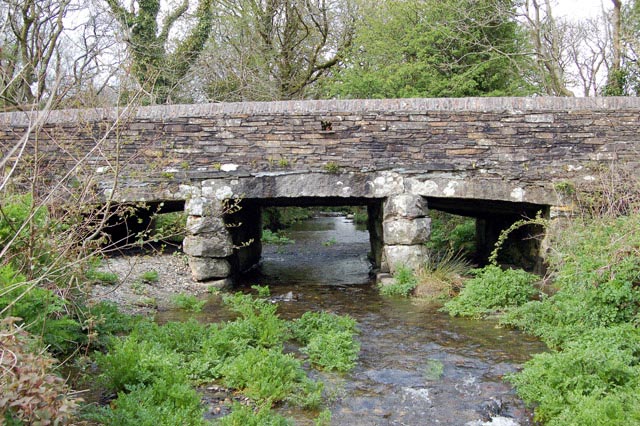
[191,0,356,101]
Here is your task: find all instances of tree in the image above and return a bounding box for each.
[325,0,532,99]
[189,0,355,102]
[106,0,214,104]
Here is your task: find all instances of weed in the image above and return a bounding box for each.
[379,265,418,297]
[131,280,147,295]
[414,250,471,301]
[216,404,292,426]
[172,293,206,312]
[262,229,295,245]
[324,162,340,174]
[86,269,119,285]
[423,359,444,381]
[278,158,290,168]
[442,265,538,318]
[140,269,159,283]
[221,347,322,405]
[322,237,337,247]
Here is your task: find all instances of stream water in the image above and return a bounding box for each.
[160,216,546,426]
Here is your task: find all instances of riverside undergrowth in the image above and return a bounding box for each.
[442,212,640,425]
[88,286,360,424]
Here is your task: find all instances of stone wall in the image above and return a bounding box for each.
[1,97,638,205]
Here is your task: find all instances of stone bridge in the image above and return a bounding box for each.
[1,97,639,282]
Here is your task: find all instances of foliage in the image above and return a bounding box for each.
[324,162,340,174]
[379,265,418,297]
[291,311,359,371]
[151,212,187,244]
[508,324,640,426]
[86,269,119,285]
[327,0,532,99]
[426,211,476,257]
[262,229,295,245]
[140,270,160,283]
[0,264,85,354]
[106,0,215,104]
[215,404,292,426]
[262,207,314,230]
[0,317,78,425]
[442,265,538,318]
[503,214,640,347]
[87,381,206,426]
[172,293,206,312]
[221,347,322,406]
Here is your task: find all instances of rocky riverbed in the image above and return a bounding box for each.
[89,250,216,315]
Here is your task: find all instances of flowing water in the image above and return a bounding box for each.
[161,216,546,426]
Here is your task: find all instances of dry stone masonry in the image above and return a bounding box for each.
[1,97,639,281]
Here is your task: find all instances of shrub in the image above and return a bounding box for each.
[508,324,640,425]
[221,347,322,405]
[262,229,295,245]
[442,265,538,318]
[216,404,292,426]
[172,293,206,312]
[292,311,359,372]
[151,211,187,244]
[140,269,159,283]
[379,265,418,296]
[0,317,78,425]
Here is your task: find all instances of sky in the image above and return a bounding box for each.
[553,0,611,20]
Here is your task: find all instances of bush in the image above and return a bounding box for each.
[216,404,292,426]
[221,347,322,405]
[262,229,295,245]
[508,324,640,425]
[442,265,538,318]
[0,318,78,425]
[172,293,206,312]
[379,265,418,296]
[291,311,359,372]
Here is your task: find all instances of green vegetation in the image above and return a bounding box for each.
[324,162,340,174]
[442,265,538,318]
[86,268,119,285]
[172,293,206,312]
[379,265,419,297]
[89,288,359,423]
[414,250,472,301]
[151,211,187,244]
[426,211,476,257]
[262,229,295,245]
[140,269,160,283]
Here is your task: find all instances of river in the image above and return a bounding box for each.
[161,215,545,425]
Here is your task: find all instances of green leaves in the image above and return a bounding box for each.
[442,265,538,318]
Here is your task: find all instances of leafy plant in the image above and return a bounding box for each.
[379,265,418,296]
[140,269,159,283]
[442,265,538,318]
[86,269,119,285]
[221,347,322,405]
[216,404,292,426]
[322,237,337,247]
[324,162,340,174]
[0,317,78,425]
[172,294,206,312]
[262,229,295,245]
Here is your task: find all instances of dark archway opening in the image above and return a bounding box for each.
[425,197,549,272]
[226,197,384,285]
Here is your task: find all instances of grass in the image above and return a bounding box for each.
[86,269,119,285]
[414,250,471,301]
[140,270,159,283]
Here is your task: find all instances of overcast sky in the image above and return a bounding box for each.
[553,0,611,20]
